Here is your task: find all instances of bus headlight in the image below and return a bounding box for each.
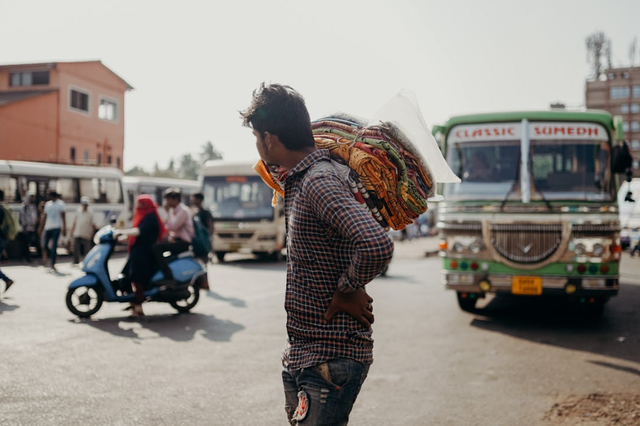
[574,243,586,256]
[592,243,605,256]
[452,242,465,253]
[469,240,484,254]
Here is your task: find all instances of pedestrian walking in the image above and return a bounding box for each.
[38,191,66,272]
[190,192,213,289]
[241,83,394,425]
[0,190,16,292]
[18,192,39,263]
[70,197,96,265]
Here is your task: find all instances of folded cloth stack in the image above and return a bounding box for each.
[253,113,434,231]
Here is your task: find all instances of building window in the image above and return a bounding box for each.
[632,103,640,113]
[97,153,102,165]
[608,72,616,80]
[632,140,640,150]
[98,97,117,122]
[84,150,89,162]
[623,123,630,132]
[633,86,640,98]
[632,122,640,132]
[9,71,49,87]
[611,86,630,99]
[70,147,76,162]
[621,104,629,114]
[69,88,90,114]
[107,155,112,164]
[116,157,121,169]
[623,71,630,79]
[634,160,639,170]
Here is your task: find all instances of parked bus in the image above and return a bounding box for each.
[0,160,127,257]
[122,176,200,225]
[201,160,285,262]
[433,110,627,315]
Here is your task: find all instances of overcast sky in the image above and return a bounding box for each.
[1,0,639,170]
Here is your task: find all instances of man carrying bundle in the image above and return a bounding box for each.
[241,83,394,425]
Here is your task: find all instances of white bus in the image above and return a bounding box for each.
[201,160,285,262]
[122,176,200,226]
[0,160,127,257]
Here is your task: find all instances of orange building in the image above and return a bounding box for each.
[0,60,133,170]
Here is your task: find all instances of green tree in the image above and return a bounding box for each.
[152,159,178,178]
[125,165,150,176]
[200,141,223,164]
[178,153,200,180]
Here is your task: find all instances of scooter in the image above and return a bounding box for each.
[66,225,206,318]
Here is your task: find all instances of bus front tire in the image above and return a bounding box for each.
[215,252,226,263]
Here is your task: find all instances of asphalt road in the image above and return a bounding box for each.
[0,239,639,426]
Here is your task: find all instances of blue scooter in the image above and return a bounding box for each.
[66,225,206,318]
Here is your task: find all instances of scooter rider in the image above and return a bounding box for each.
[116,195,167,317]
[153,188,194,281]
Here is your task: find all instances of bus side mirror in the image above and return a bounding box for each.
[611,141,633,174]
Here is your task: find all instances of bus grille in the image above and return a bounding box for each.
[571,223,620,238]
[490,223,563,264]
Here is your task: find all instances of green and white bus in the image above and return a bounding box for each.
[433,110,627,314]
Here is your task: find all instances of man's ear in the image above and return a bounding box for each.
[264,132,281,150]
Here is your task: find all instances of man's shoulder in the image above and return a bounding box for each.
[303,159,351,190]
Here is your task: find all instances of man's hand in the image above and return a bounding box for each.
[324,287,374,328]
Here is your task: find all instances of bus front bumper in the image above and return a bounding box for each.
[443,272,619,297]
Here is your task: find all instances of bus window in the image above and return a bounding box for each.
[79,178,122,203]
[50,178,78,203]
[101,178,123,203]
[0,176,20,203]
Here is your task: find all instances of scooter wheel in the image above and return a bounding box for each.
[169,284,200,313]
[66,286,104,318]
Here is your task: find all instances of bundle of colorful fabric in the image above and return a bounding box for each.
[311,115,434,230]
[254,114,435,231]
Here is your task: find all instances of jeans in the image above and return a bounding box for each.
[153,240,190,281]
[43,228,61,267]
[19,231,40,261]
[73,237,92,264]
[282,358,370,426]
[0,237,10,282]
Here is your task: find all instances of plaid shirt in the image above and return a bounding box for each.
[282,149,394,371]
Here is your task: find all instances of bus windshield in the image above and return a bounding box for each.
[445,138,613,202]
[445,140,520,200]
[203,175,274,221]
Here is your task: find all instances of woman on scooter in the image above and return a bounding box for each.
[120,195,166,317]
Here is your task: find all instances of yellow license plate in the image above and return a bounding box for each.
[228,244,242,252]
[511,276,542,296]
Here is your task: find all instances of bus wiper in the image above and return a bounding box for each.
[500,153,521,211]
[528,146,553,212]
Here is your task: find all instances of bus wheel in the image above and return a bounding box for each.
[215,252,226,263]
[456,292,477,312]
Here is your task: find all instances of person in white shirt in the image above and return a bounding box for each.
[70,197,96,264]
[38,191,66,271]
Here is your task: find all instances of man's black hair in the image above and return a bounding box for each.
[240,83,315,151]
[192,192,204,201]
